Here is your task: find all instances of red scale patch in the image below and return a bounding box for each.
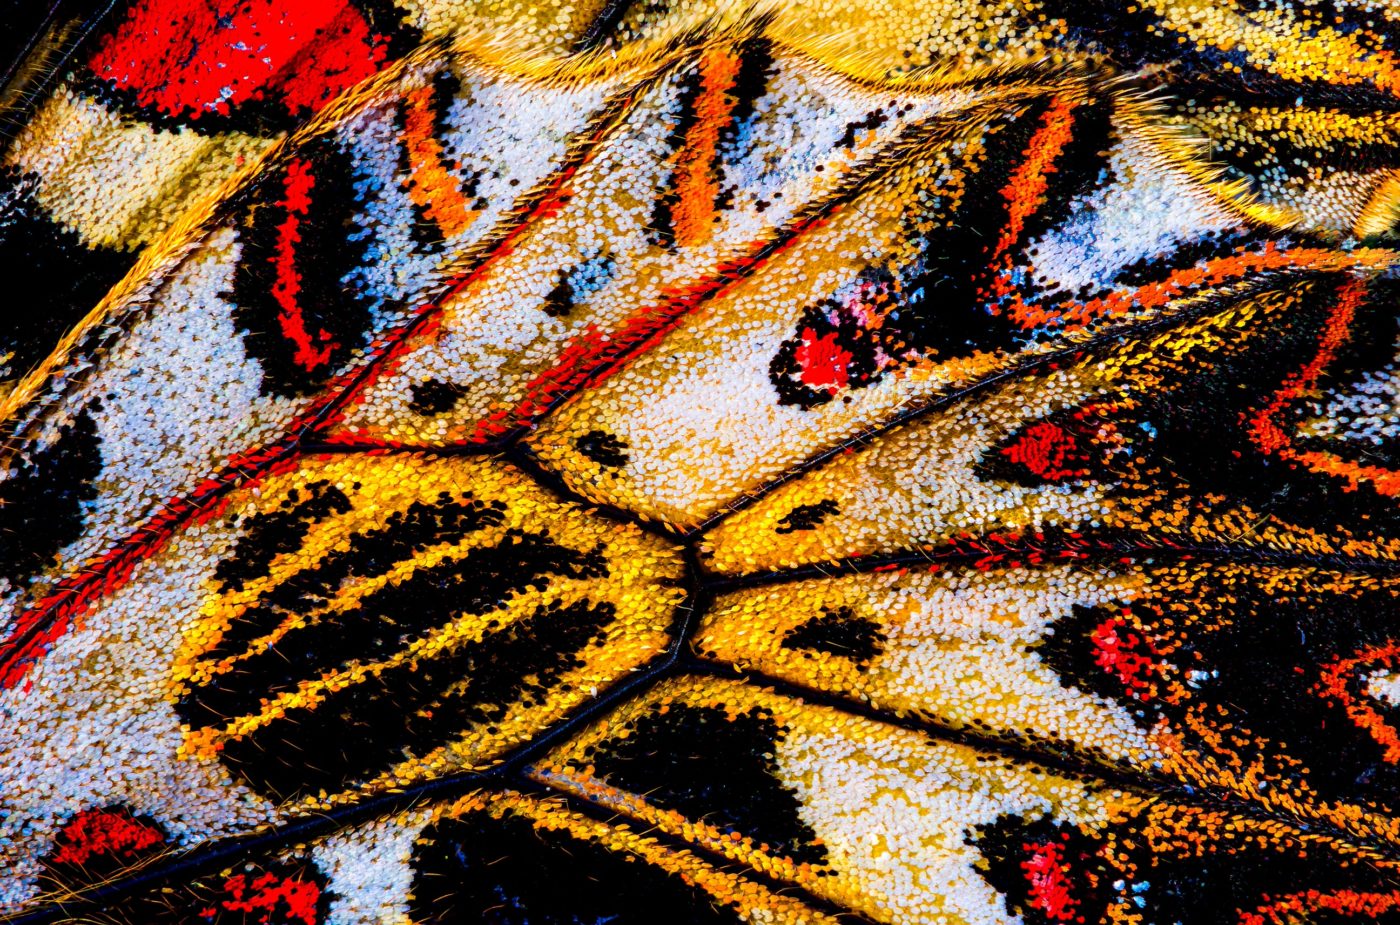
[1021,835,1083,923]
[49,807,167,869]
[794,326,853,393]
[87,0,397,122]
[204,870,325,925]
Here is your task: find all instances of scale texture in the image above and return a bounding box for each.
[2,0,1400,922]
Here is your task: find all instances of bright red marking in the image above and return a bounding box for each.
[208,870,323,925]
[87,0,394,121]
[1021,836,1081,923]
[795,327,852,392]
[0,82,648,690]
[1091,616,1160,698]
[50,808,166,867]
[998,417,1096,482]
[1239,889,1400,925]
[270,159,337,373]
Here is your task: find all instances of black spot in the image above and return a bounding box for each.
[774,499,839,534]
[213,480,352,592]
[0,407,101,587]
[576,430,629,468]
[230,137,374,398]
[541,270,576,318]
[0,169,136,381]
[584,703,828,865]
[409,378,469,416]
[408,808,748,924]
[782,607,886,666]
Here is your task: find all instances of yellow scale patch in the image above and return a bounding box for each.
[529,673,1400,925]
[171,453,686,803]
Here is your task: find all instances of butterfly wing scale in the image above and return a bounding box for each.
[4,2,1400,924]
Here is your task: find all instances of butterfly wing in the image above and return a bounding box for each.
[3,2,1400,923]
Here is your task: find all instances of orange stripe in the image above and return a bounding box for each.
[1006,245,1393,332]
[991,94,1079,264]
[1244,277,1400,496]
[1315,641,1400,763]
[670,47,744,249]
[403,82,477,239]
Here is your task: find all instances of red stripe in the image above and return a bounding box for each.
[270,159,338,373]
[0,83,646,689]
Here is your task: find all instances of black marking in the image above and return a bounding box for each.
[229,136,374,398]
[0,168,136,381]
[767,99,1115,409]
[181,527,607,727]
[408,378,469,416]
[1111,230,1258,288]
[971,813,1112,925]
[1034,603,1159,726]
[781,607,886,666]
[541,268,577,318]
[645,61,703,250]
[213,480,351,593]
[835,109,890,151]
[219,597,615,802]
[973,810,1400,925]
[774,498,839,534]
[575,430,629,468]
[583,702,828,865]
[191,492,505,672]
[541,254,617,320]
[715,36,774,155]
[0,406,101,587]
[408,806,748,924]
[974,410,1117,488]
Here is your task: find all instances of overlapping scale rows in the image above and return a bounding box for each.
[0,0,620,391]
[6,3,1400,924]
